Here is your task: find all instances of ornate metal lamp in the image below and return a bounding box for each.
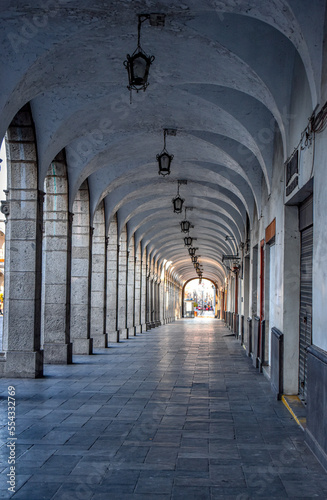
[124,14,158,100]
[192,255,198,264]
[181,219,191,233]
[157,129,175,176]
[172,181,185,214]
[188,247,196,256]
[184,236,192,246]
[180,207,192,232]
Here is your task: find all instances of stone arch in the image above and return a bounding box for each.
[42,150,72,364]
[182,278,219,318]
[1,103,43,377]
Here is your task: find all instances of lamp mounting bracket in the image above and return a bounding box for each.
[138,13,165,27]
[149,13,166,26]
[165,128,177,136]
[178,179,187,185]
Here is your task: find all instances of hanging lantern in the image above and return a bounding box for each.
[184,236,192,246]
[180,220,191,233]
[172,181,184,214]
[124,15,155,99]
[157,129,174,176]
[172,195,184,213]
[188,247,196,256]
[192,255,198,264]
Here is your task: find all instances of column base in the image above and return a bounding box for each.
[43,343,73,364]
[119,328,128,340]
[72,338,93,355]
[128,327,136,337]
[4,350,43,378]
[107,331,119,343]
[135,325,142,334]
[92,334,108,348]
[141,324,147,333]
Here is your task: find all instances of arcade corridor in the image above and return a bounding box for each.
[1,0,327,486]
[1,319,327,499]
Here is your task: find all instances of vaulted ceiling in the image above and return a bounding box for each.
[0,0,324,285]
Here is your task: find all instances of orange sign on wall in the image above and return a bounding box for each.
[265,218,276,244]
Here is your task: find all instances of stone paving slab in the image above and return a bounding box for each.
[0,318,327,499]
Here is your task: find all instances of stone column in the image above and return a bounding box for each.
[70,181,92,355]
[162,274,166,324]
[134,243,141,334]
[155,280,160,326]
[126,239,135,337]
[150,277,155,328]
[140,250,147,331]
[42,155,73,364]
[90,202,107,348]
[1,107,43,377]
[159,277,164,325]
[117,226,128,340]
[106,217,118,343]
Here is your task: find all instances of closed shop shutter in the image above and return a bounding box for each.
[298,195,313,401]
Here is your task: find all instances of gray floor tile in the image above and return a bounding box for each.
[0,319,325,500]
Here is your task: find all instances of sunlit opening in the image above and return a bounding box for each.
[184,278,216,318]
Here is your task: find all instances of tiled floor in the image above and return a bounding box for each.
[1,318,327,499]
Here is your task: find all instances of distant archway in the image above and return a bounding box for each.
[182,278,218,318]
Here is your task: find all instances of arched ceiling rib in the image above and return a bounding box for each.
[0,0,322,285]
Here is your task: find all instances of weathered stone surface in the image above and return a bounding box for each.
[4,350,43,378]
[43,343,72,364]
[72,338,92,355]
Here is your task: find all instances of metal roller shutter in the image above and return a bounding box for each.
[298,195,313,401]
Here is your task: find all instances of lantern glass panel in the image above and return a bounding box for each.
[184,237,192,246]
[172,195,184,213]
[181,220,190,233]
[131,52,149,85]
[158,152,171,175]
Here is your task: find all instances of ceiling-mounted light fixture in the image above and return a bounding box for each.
[180,206,192,233]
[184,236,192,246]
[188,247,196,256]
[157,129,175,176]
[172,180,186,214]
[124,14,164,101]
[181,220,191,233]
[191,255,198,264]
